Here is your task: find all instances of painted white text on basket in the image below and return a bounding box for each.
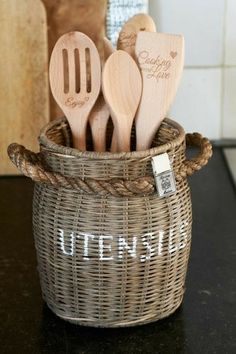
[58,220,189,261]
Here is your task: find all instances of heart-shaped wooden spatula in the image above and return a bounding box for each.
[135,32,184,151]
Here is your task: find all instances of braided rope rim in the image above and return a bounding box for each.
[38,117,185,160]
[7,133,212,197]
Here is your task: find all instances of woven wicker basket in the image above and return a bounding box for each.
[8,117,212,327]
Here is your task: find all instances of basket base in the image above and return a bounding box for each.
[45,296,184,328]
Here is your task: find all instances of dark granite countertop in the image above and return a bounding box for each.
[0,148,235,354]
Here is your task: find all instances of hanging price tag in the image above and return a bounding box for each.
[151,153,176,198]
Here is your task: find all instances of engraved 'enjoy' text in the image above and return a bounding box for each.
[65,96,89,108]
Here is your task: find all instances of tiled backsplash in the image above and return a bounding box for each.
[149,0,236,139]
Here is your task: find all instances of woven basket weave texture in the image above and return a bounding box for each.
[31,117,194,327]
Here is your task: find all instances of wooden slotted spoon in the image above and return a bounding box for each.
[135,32,184,151]
[102,50,142,152]
[49,31,101,151]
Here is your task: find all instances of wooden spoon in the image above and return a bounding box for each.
[102,50,142,152]
[49,31,101,151]
[135,32,184,151]
[117,13,156,58]
[110,13,156,152]
[89,38,115,152]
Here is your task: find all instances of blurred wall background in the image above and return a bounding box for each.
[149,0,236,140]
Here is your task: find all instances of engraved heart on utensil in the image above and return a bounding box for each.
[170,51,178,59]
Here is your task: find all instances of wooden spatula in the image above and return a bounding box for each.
[135,32,184,151]
[49,31,101,151]
[117,13,156,58]
[102,50,142,152]
[89,38,114,152]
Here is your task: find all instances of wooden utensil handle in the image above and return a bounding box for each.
[68,113,89,151]
[113,115,133,152]
[110,131,118,153]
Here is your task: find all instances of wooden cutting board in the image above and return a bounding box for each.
[0,0,49,175]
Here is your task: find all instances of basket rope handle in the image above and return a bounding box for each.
[7,133,212,197]
[179,133,213,180]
